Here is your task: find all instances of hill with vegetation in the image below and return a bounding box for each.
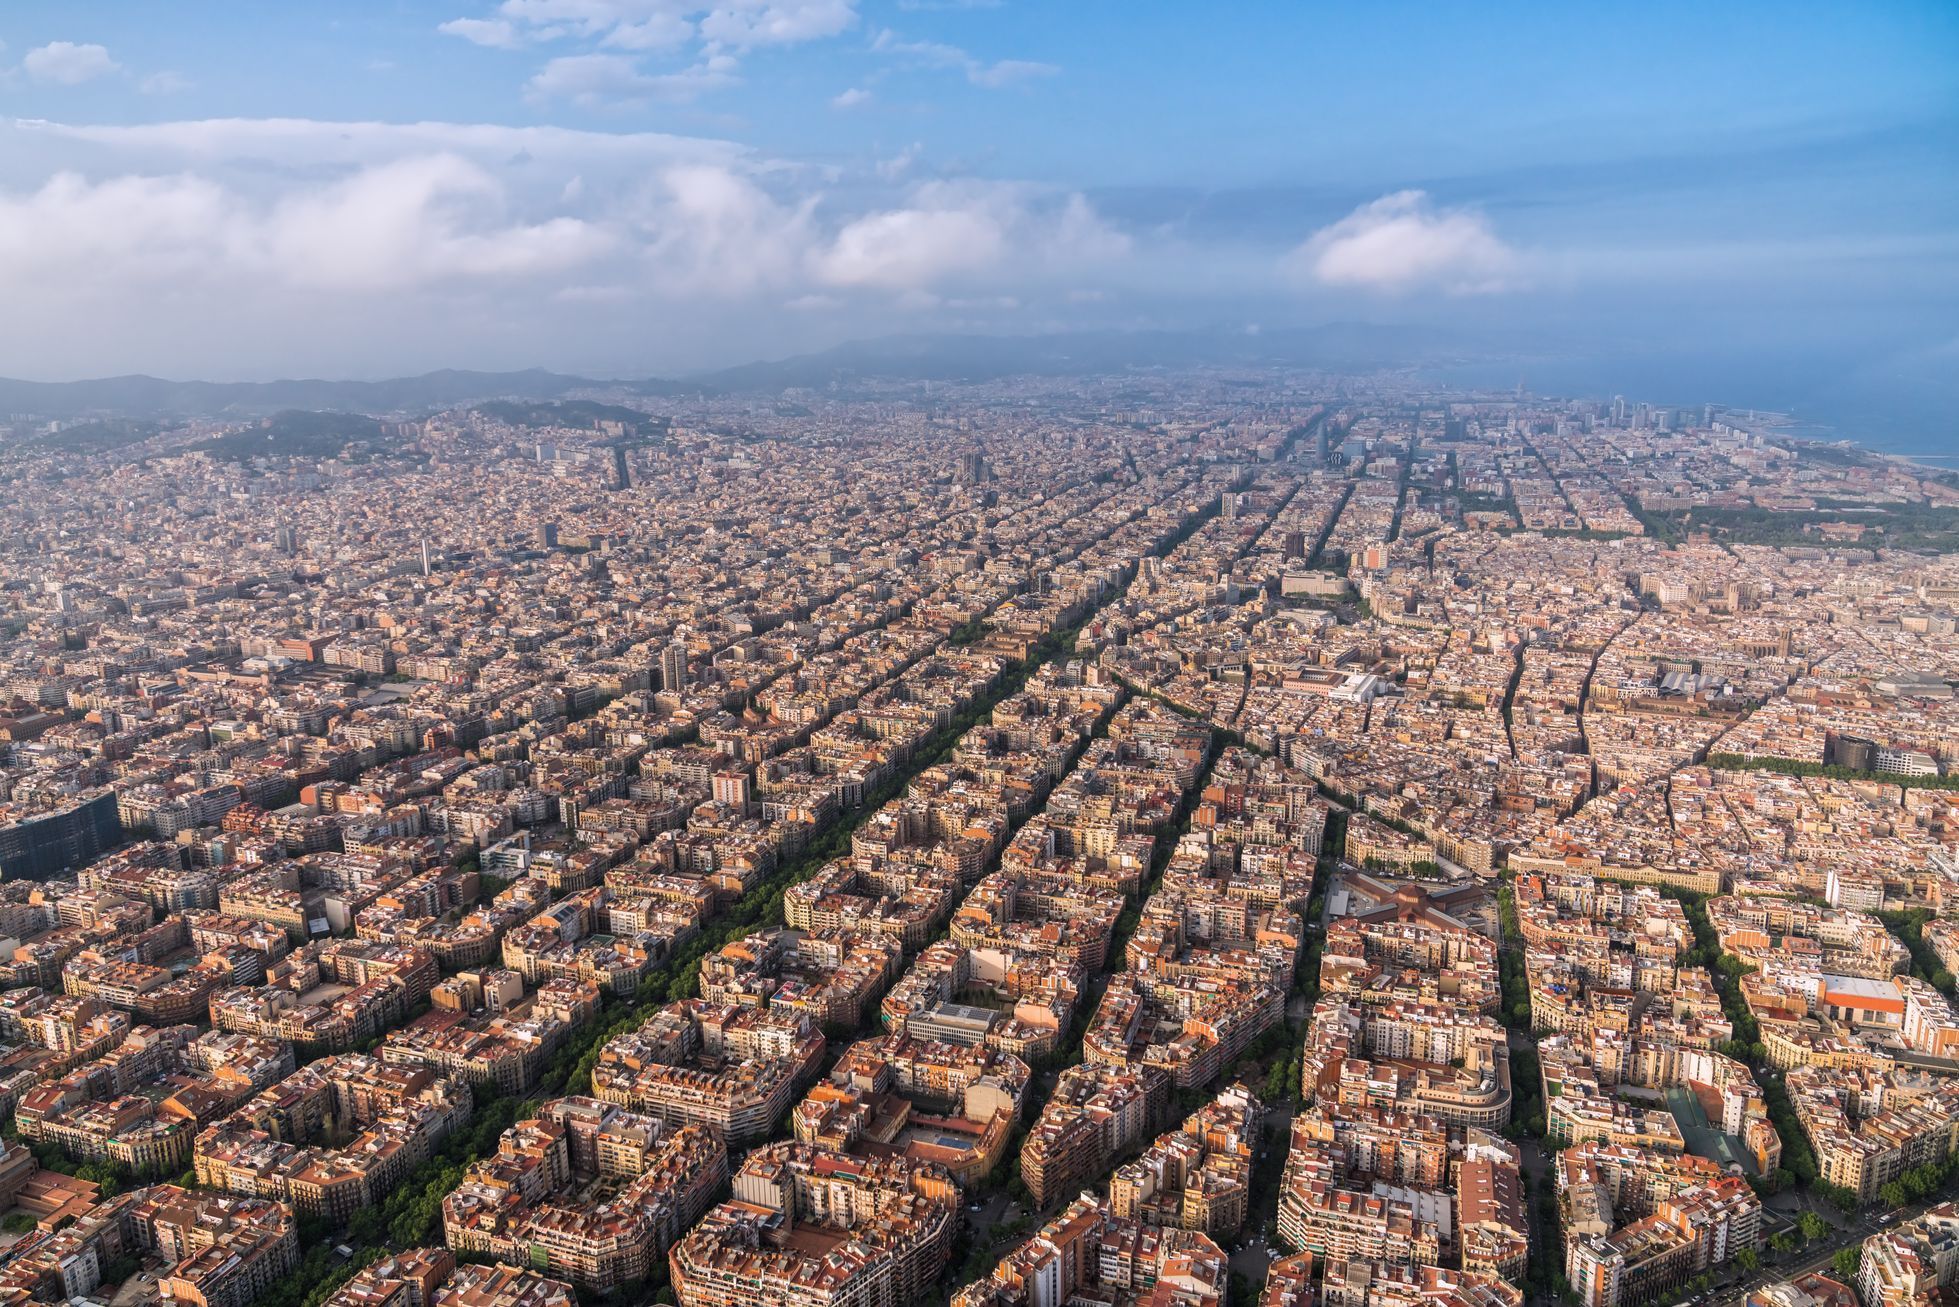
[472,399,661,433]
[190,410,390,462]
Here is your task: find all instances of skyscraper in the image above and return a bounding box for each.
[661,642,688,693]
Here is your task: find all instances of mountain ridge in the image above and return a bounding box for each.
[0,323,1494,420]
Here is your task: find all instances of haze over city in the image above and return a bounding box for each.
[0,1,1954,444]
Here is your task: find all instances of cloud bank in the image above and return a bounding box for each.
[0,116,1151,376]
[21,42,121,85]
[439,1,862,104]
[1290,190,1523,295]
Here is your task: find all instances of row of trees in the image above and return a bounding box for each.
[0,1117,185,1198]
[1880,907,1959,995]
[1876,1153,1959,1212]
[1669,500,1959,553]
[1491,871,1566,1303]
[944,616,988,647]
[1707,752,1959,793]
[1658,888,1830,1200]
[1491,884,1551,1146]
[1495,886,1531,1029]
[1665,889,1764,1044]
[1640,1190,1844,1300]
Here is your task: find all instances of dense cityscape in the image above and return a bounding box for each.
[0,373,1954,1307]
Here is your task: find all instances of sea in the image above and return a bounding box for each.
[1424,351,1959,465]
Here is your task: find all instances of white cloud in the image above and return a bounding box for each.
[523,51,737,105]
[875,142,921,180]
[526,52,655,104]
[477,0,853,50]
[968,59,1058,88]
[488,0,679,41]
[630,163,816,296]
[530,40,754,105]
[0,172,232,286]
[604,14,693,50]
[475,0,635,40]
[1047,192,1131,265]
[442,1,857,102]
[869,30,958,63]
[647,55,741,98]
[0,115,1143,378]
[816,181,1126,292]
[267,155,615,289]
[1288,190,1522,294]
[439,17,526,48]
[0,122,1129,305]
[871,28,1057,88]
[819,206,1005,290]
[699,0,856,47]
[22,41,120,85]
[831,86,871,109]
[0,154,613,295]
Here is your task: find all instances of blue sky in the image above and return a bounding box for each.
[0,0,1955,432]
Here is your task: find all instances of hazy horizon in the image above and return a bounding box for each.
[0,2,1954,446]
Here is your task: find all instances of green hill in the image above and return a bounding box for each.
[191,410,388,462]
[473,399,661,434]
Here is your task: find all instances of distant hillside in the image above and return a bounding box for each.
[0,368,596,420]
[0,324,1498,421]
[662,323,1482,393]
[28,419,161,453]
[191,410,390,462]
